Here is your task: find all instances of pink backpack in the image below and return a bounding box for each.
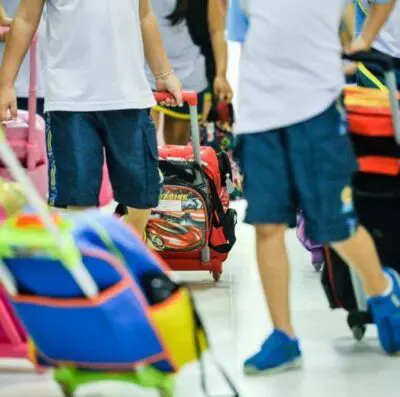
[0,286,27,359]
[0,28,48,199]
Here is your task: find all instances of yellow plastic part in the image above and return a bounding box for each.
[150,288,208,371]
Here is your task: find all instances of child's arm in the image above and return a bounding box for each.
[0,1,13,41]
[349,0,397,52]
[227,0,249,43]
[208,0,233,102]
[0,0,45,120]
[139,0,182,105]
[341,2,355,49]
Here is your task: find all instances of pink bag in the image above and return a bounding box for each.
[99,162,113,206]
[0,286,27,359]
[0,28,48,199]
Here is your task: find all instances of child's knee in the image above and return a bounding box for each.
[255,224,287,242]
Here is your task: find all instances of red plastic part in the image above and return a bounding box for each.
[154,91,198,107]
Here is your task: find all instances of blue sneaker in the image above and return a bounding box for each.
[368,268,400,355]
[243,330,302,375]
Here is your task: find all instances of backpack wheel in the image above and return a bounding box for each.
[312,261,324,272]
[59,384,74,397]
[159,387,174,397]
[351,325,366,342]
[211,271,221,282]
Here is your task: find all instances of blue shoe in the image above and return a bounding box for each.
[243,330,302,375]
[368,268,400,355]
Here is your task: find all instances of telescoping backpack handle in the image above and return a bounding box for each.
[186,289,240,397]
[154,91,202,166]
[0,26,39,169]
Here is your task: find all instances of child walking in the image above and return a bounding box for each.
[0,0,182,236]
[233,0,400,374]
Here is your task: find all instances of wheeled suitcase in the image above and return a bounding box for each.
[0,27,48,199]
[322,51,400,341]
[117,92,237,281]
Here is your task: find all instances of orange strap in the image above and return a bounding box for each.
[358,156,400,176]
[348,113,394,137]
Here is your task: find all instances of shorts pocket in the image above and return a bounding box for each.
[316,133,358,182]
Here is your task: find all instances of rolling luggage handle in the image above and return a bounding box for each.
[0,26,38,170]
[154,91,211,264]
[343,51,400,144]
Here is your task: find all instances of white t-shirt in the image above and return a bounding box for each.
[44,0,155,112]
[0,0,46,98]
[235,0,347,134]
[145,0,208,92]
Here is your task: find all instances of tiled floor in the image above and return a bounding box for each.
[1,43,399,396]
[1,201,399,397]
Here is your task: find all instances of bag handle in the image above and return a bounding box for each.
[0,26,38,168]
[155,91,202,167]
[186,288,240,397]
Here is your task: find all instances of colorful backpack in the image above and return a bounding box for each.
[0,29,48,199]
[202,101,244,201]
[0,209,238,397]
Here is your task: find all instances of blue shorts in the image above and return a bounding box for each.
[46,109,160,209]
[235,100,359,244]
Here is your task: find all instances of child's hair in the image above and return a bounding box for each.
[167,0,188,26]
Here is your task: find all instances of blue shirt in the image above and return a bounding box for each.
[227,0,249,43]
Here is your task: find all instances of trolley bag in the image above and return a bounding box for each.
[0,27,47,199]
[322,51,400,341]
[0,136,239,397]
[117,92,237,282]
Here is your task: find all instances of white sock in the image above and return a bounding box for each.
[379,274,393,297]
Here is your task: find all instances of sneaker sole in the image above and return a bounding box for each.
[243,357,303,376]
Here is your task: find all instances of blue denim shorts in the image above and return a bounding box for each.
[46,109,160,209]
[235,100,359,244]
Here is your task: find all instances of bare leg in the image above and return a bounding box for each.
[125,207,151,239]
[332,226,388,296]
[255,224,295,337]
